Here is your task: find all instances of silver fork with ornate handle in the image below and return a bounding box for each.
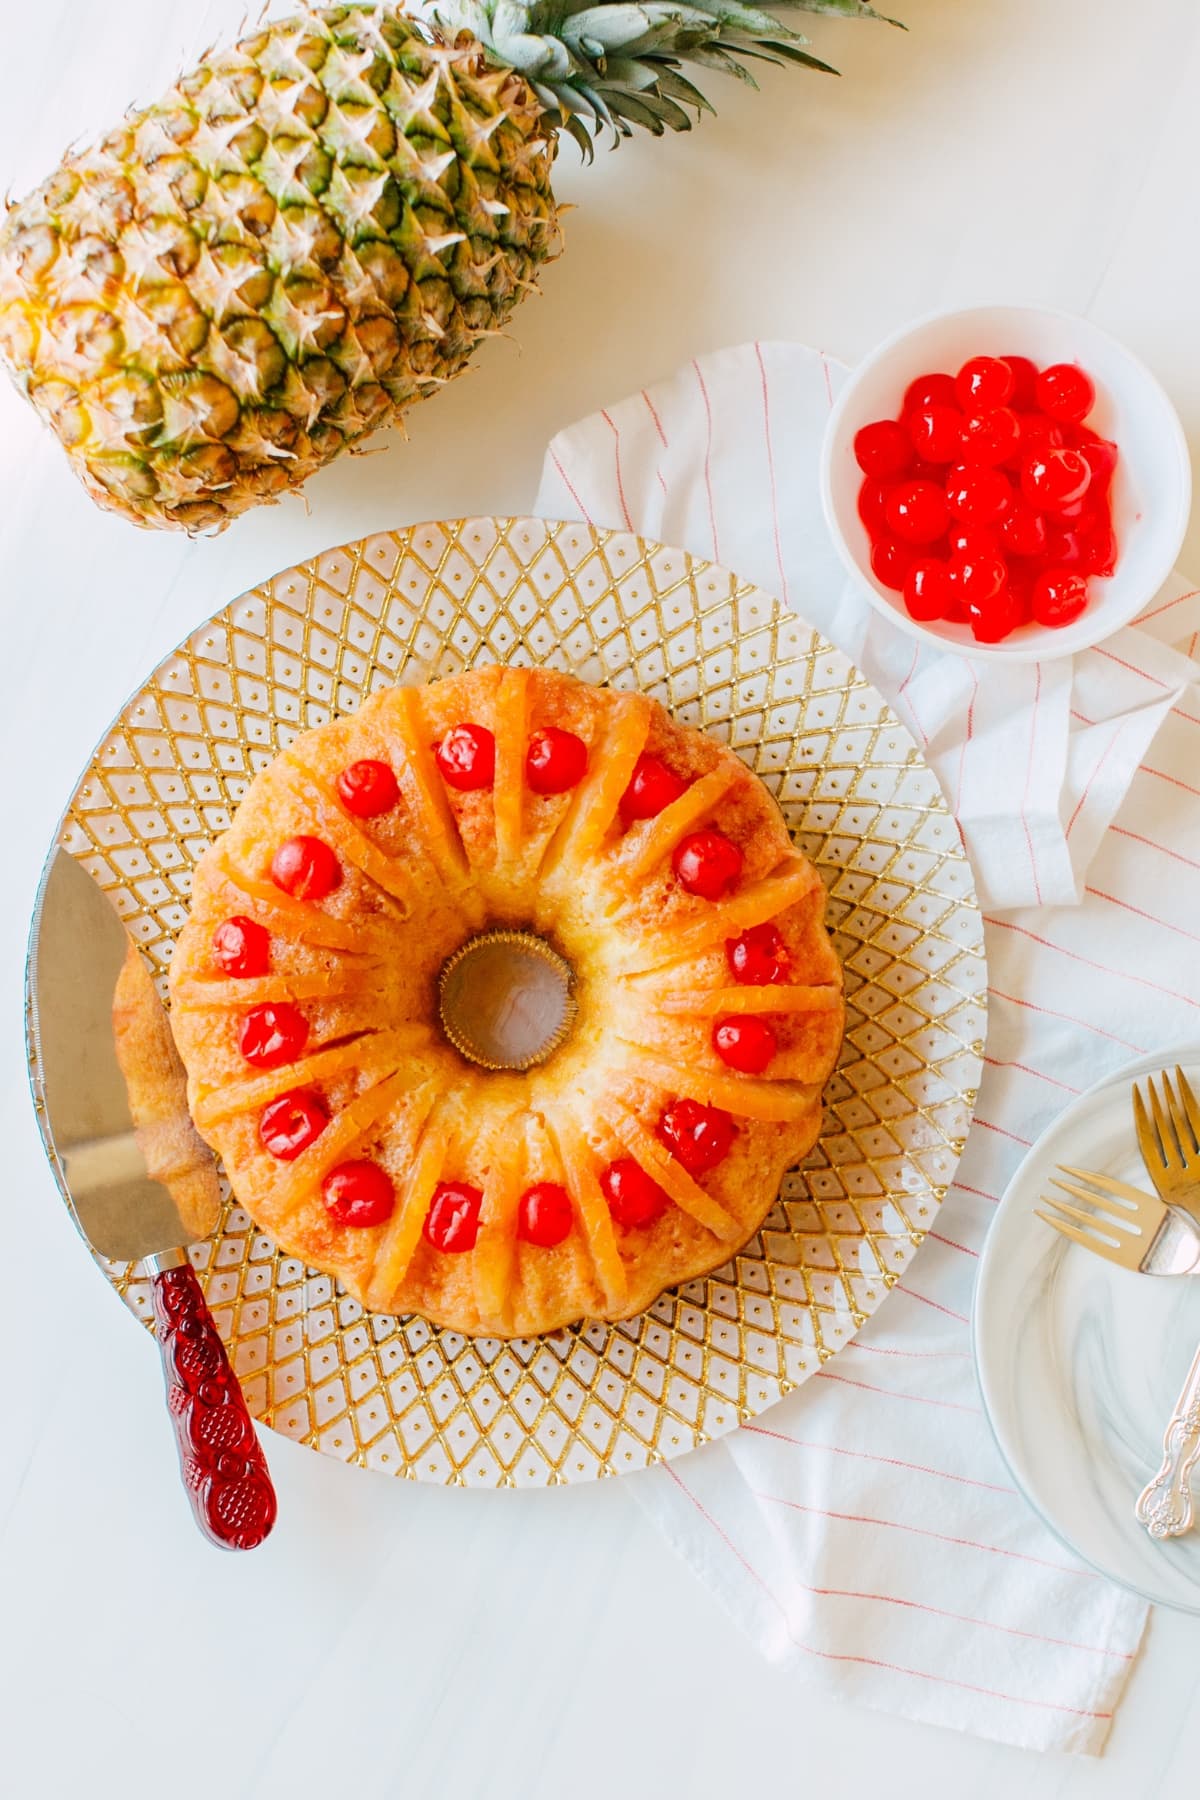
[1038,1161,1200,1542]
[1135,1344,1200,1539]
[1127,1067,1200,1538]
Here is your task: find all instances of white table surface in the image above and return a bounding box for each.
[4,0,1200,1792]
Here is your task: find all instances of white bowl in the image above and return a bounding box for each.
[819,304,1192,662]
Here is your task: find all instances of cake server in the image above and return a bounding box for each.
[28,847,277,1550]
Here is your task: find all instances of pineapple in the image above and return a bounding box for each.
[0,2,890,531]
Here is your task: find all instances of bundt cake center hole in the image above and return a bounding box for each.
[437,929,576,1072]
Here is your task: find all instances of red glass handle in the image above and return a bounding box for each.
[149,1260,277,1550]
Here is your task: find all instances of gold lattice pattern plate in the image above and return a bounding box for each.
[31,519,985,1486]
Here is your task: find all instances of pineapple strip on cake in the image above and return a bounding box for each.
[537,690,653,879]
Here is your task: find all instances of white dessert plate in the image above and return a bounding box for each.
[975,1044,1200,1612]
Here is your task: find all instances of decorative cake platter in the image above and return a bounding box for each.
[28,518,986,1486]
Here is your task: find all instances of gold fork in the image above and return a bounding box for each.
[1133,1066,1200,1228]
[1036,1165,1200,1275]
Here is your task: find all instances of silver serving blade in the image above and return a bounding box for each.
[30,848,196,1261]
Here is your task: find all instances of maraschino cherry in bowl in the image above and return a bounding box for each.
[819,305,1190,662]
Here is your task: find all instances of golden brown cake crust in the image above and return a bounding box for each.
[168,667,844,1336]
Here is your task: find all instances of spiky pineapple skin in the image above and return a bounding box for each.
[0,6,562,531]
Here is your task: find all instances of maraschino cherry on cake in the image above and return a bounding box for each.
[167,666,845,1338]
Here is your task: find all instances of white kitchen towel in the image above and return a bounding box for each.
[533,342,1200,1754]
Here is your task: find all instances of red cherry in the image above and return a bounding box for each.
[1047,522,1085,567]
[673,829,743,899]
[423,1180,483,1251]
[884,479,949,546]
[956,356,1014,411]
[948,524,998,561]
[713,1016,777,1074]
[270,835,340,901]
[948,554,1007,607]
[870,537,916,591]
[857,478,892,538]
[726,922,789,985]
[619,752,687,824]
[969,587,1025,645]
[998,502,1048,559]
[1021,447,1091,512]
[1000,355,1039,409]
[259,1089,328,1160]
[1041,525,1083,568]
[600,1159,669,1229]
[436,722,495,790]
[657,1098,736,1174]
[903,372,957,412]
[903,558,950,622]
[1005,563,1035,616]
[1078,437,1118,495]
[853,419,913,479]
[959,407,1020,466]
[517,1182,573,1247]
[1056,490,1101,523]
[1013,411,1065,453]
[905,403,963,465]
[239,1002,308,1069]
[336,759,399,818]
[1077,521,1118,578]
[945,464,1013,525]
[1035,363,1096,424]
[941,590,968,624]
[908,459,947,485]
[1031,568,1089,627]
[998,413,1027,466]
[212,915,269,977]
[526,727,588,795]
[323,1160,395,1228]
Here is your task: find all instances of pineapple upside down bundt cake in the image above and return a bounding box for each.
[168,666,845,1337]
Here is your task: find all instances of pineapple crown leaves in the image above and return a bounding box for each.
[424,0,898,154]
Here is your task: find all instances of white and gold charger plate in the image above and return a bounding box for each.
[29,518,985,1486]
[975,1046,1200,1612]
